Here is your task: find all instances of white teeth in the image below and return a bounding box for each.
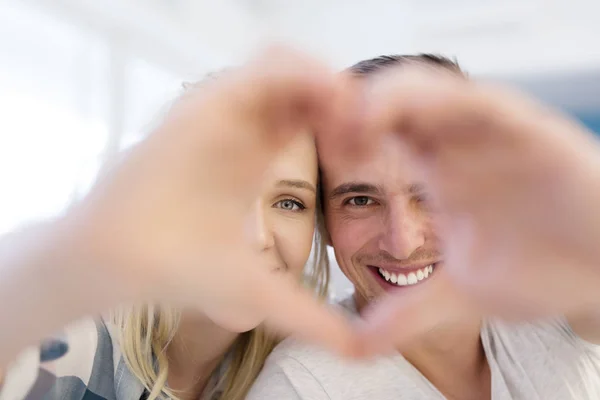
[397,273,407,286]
[407,272,417,284]
[377,264,436,286]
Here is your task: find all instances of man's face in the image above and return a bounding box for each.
[322,135,443,309]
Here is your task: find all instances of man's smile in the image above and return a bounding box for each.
[368,262,440,289]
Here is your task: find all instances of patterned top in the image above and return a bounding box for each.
[1,318,224,400]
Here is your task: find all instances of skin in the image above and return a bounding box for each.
[351,67,600,347]
[318,64,600,397]
[323,135,438,309]
[4,48,600,389]
[166,133,318,399]
[0,48,361,369]
[321,133,490,399]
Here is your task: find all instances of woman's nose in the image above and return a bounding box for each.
[248,201,275,251]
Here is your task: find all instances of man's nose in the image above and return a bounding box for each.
[378,201,425,260]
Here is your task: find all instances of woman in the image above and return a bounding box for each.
[0,51,348,400]
[110,130,330,400]
[8,132,329,400]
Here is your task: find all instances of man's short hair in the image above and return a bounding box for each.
[318,54,463,206]
[347,54,464,76]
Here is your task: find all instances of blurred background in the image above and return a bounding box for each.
[1,0,599,299]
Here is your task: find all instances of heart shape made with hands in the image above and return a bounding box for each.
[67,48,600,358]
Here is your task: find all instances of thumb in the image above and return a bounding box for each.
[257,271,362,357]
[355,269,471,356]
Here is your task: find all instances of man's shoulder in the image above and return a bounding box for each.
[267,336,343,371]
[265,333,397,385]
[484,317,600,366]
[256,335,434,400]
[485,317,579,344]
[266,296,360,369]
[246,337,345,399]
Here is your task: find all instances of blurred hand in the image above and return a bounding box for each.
[65,47,360,355]
[353,68,600,352]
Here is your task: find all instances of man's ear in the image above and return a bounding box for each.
[323,226,332,246]
[315,173,332,246]
[316,212,332,246]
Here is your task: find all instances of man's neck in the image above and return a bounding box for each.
[354,293,490,400]
[403,318,490,400]
[166,310,238,400]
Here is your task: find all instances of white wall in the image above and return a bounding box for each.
[22,0,600,76]
[0,2,194,233]
[250,0,600,76]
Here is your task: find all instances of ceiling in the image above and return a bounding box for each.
[31,0,599,73]
[22,0,600,112]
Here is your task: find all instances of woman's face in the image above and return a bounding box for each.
[248,132,318,278]
[181,133,318,334]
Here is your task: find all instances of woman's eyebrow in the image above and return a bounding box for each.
[276,179,316,193]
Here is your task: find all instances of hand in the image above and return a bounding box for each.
[64,47,360,354]
[354,67,600,350]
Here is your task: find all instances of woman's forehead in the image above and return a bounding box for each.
[267,133,318,183]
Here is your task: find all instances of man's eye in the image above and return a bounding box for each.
[414,194,430,209]
[347,196,374,207]
[274,199,305,211]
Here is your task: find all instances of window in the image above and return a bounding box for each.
[121,57,185,150]
[0,3,109,233]
[0,3,188,234]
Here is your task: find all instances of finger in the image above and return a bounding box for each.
[356,269,472,356]
[362,68,477,153]
[253,270,362,357]
[361,66,562,162]
[315,73,379,173]
[355,287,441,356]
[170,45,343,153]
[235,46,344,148]
[190,242,362,357]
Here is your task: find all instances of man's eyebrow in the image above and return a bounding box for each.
[329,182,382,200]
[276,179,316,193]
[407,183,425,195]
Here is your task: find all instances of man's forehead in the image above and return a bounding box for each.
[321,135,418,192]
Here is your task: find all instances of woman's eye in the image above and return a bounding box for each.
[347,196,374,207]
[274,199,305,211]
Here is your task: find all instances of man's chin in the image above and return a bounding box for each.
[352,262,444,314]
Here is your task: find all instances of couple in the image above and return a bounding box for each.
[1,49,600,400]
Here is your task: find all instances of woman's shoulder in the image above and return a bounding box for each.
[50,318,99,368]
[1,317,143,400]
[33,317,114,399]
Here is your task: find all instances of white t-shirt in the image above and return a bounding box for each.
[247,297,600,400]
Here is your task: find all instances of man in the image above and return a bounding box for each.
[247,55,600,399]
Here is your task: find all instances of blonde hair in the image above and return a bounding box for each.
[112,195,330,400]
